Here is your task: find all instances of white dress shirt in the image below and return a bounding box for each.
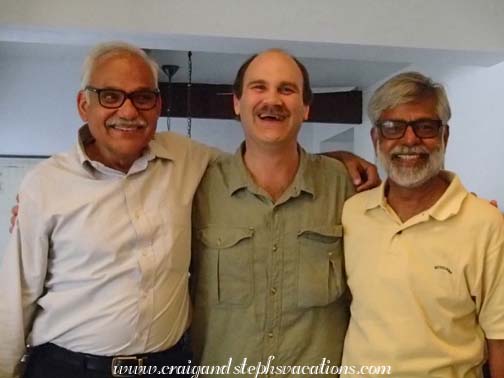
[0,126,218,378]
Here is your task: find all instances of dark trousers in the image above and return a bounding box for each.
[23,342,193,378]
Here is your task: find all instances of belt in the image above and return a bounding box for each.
[31,340,187,377]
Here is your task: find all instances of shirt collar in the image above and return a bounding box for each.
[227,143,316,199]
[76,124,174,166]
[427,172,468,221]
[365,170,468,221]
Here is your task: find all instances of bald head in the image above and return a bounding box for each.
[233,49,313,106]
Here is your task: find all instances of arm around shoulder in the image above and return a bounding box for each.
[322,150,380,192]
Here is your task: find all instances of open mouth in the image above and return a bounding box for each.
[257,113,286,121]
[108,125,146,132]
[392,153,429,162]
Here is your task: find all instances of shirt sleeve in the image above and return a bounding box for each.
[188,138,228,167]
[0,191,49,378]
[478,220,504,339]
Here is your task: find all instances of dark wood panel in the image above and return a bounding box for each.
[159,83,362,124]
[309,90,362,124]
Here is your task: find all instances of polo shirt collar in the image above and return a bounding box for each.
[365,181,387,211]
[227,143,315,199]
[428,171,468,221]
[365,170,468,221]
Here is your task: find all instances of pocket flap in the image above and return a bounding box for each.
[197,227,254,249]
[297,224,343,242]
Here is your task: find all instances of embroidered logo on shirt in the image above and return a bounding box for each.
[434,265,453,274]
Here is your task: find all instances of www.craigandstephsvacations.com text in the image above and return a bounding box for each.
[112,356,392,377]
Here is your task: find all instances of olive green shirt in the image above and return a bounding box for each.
[191,146,353,376]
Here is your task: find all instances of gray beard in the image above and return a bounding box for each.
[377,140,445,189]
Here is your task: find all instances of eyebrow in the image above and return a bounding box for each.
[246,79,300,91]
[246,79,267,87]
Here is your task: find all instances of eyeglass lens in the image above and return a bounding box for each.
[379,120,442,139]
[98,89,158,109]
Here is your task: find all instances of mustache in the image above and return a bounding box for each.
[106,118,147,128]
[256,104,290,117]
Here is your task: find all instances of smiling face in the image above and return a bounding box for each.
[77,52,161,171]
[233,51,309,151]
[372,97,449,188]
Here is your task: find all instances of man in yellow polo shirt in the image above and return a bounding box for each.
[341,72,504,377]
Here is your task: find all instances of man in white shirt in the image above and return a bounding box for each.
[0,41,218,378]
[1,42,379,378]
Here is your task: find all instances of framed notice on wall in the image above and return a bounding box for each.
[0,155,49,258]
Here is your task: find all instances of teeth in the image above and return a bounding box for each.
[395,154,421,160]
[111,125,144,132]
[258,114,283,120]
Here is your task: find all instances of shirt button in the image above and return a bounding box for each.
[267,332,274,338]
[272,244,278,252]
[270,287,277,295]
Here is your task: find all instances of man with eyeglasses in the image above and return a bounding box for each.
[0,41,221,378]
[341,72,504,377]
[0,41,380,378]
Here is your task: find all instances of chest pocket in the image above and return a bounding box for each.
[197,227,255,306]
[297,224,345,308]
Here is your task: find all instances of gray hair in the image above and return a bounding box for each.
[80,41,159,89]
[368,71,451,125]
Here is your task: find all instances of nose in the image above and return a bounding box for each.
[116,97,140,119]
[263,88,283,105]
[401,125,421,146]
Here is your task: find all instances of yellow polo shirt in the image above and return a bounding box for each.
[341,171,504,378]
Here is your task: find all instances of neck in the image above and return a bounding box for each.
[243,141,300,202]
[386,173,449,222]
[85,143,140,173]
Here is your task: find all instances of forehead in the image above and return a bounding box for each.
[244,51,303,86]
[89,53,156,90]
[381,97,438,121]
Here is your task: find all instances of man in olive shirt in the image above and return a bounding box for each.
[191,49,353,376]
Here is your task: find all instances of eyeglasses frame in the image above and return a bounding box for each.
[84,86,160,110]
[376,119,445,140]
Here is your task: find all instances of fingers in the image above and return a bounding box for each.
[346,162,363,187]
[9,204,19,234]
[355,165,381,192]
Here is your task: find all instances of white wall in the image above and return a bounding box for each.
[0,53,340,155]
[0,54,83,154]
[437,63,504,205]
[354,62,504,207]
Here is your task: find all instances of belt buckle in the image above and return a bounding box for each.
[111,356,144,377]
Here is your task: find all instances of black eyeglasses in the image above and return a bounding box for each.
[85,86,160,110]
[376,119,444,139]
